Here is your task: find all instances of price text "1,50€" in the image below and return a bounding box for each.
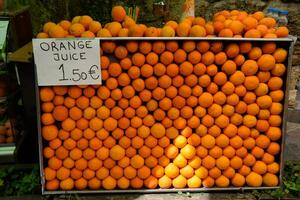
[58,64,100,82]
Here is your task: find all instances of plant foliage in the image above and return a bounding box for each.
[252,160,300,199]
[0,165,40,196]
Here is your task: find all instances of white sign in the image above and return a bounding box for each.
[32,38,101,86]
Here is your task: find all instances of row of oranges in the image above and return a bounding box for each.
[41,39,285,190]
[0,120,14,144]
[36,6,289,39]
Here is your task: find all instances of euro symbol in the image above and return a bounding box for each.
[89,65,100,80]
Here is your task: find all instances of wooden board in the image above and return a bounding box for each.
[8,42,32,63]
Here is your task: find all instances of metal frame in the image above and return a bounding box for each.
[0,143,15,147]
[35,37,295,195]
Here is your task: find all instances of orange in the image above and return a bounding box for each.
[163,163,179,179]
[210,41,223,53]
[176,22,190,37]
[40,87,55,102]
[160,51,174,65]
[43,22,57,33]
[261,42,276,54]
[252,160,267,175]
[224,43,239,59]
[244,76,259,91]
[231,173,245,187]
[180,165,194,179]
[258,54,276,71]
[230,155,243,170]
[60,178,74,190]
[180,144,195,159]
[262,153,275,165]
[56,167,70,181]
[234,85,246,97]
[171,153,187,168]
[122,15,135,28]
[49,138,62,150]
[220,60,236,75]
[202,176,215,188]
[42,125,58,141]
[226,94,239,106]
[160,26,175,37]
[78,15,92,29]
[139,41,152,55]
[234,101,247,114]
[268,115,282,127]
[143,176,157,189]
[69,23,85,37]
[272,63,286,77]
[193,166,208,180]
[239,42,252,54]
[97,28,112,37]
[219,28,233,37]
[44,167,56,181]
[130,176,143,189]
[215,114,229,128]
[43,146,55,159]
[165,20,178,30]
[198,92,214,108]
[158,175,172,189]
[246,172,263,187]
[267,142,280,156]
[41,113,55,125]
[224,122,238,137]
[190,25,206,37]
[214,52,227,65]
[263,173,279,187]
[275,26,289,37]
[213,92,226,106]
[102,42,117,54]
[186,175,201,188]
[165,41,178,53]
[234,54,245,66]
[196,41,209,54]
[267,162,280,174]
[202,155,216,169]
[144,26,159,37]
[269,90,284,102]
[221,81,235,95]
[207,125,221,138]
[108,145,125,161]
[172,175,187,189]
[241,60,258,76]
[87,20,101,33]
[111,6,126,22]
[244,29,261,38]
[214,133,229,147]
[248,47,262,60]
[266,126,282,141]
[132,52,146,67]
[215,175,230,188]
[42,102,55,113]
[215,155,230,170]
[201,51,215,65]
[130,155,144,169]
[101,176,116,190]
[48,25,65,38]
[46,179,60,191]
[213,21,225,34]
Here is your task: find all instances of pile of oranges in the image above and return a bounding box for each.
[37,6,289,39]
[0,119,15,144]
[39,6,287,191]
[41,39,286,190]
